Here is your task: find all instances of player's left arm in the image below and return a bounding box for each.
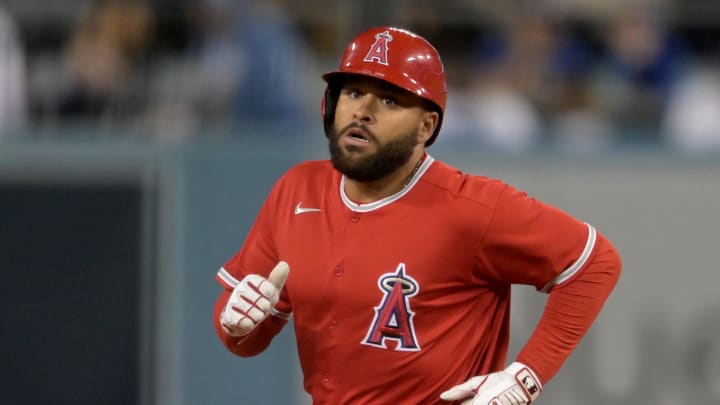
[516,230,621,383]
[441,185,622,404]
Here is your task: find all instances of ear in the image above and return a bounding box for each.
[417,111,439,145]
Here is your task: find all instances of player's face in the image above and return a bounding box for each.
[329,77,434,182]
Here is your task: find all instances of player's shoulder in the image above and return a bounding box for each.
[423,159,511,207]
[273,160,336,194]
[267,160,336,207]
[280,160,335,181]
[286,159,334,173]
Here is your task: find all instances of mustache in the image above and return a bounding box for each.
[336,122,377,143]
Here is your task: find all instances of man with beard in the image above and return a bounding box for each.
[213,27,621,405]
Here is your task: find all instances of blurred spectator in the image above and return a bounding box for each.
[55,0,154,123]
[181,0,320,130]
[0,6,27,136]
[590,9,688,144]
[445,18,544,152]
[662,64,720,154]
[451,13,606,153]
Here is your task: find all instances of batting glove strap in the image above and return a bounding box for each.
[440,362,542,405]
[504,362,542,402]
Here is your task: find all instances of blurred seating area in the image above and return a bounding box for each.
[2,0,720,154]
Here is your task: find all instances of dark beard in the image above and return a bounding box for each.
[328,123,418,182]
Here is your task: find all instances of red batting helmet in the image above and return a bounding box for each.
[321,27,447,146]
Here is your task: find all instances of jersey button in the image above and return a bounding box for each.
[350,214,359,223]
[322,373,330,384]
[334,266,344,276]
[329,320,337,331]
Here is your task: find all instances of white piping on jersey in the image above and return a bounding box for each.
[270,308,291,320]
[541,223,597,293]
[218,267,240,288]
[340,155,435,212]
[216,267,293,320]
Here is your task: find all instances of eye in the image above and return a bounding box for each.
[381,95,397,106]
[342,88,363,99]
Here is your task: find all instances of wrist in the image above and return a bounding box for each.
[506,362,542,402]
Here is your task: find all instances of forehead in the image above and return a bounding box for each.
[341,75,411,95]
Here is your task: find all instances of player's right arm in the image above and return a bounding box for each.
[213,177,293,357]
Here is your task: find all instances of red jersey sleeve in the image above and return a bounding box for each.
[213,177,292,356]
[476,183,622,384]
[478,184,593,290]
[216,177,292,315]
[517,230,622,382]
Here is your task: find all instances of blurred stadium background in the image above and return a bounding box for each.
[0,0,718,404]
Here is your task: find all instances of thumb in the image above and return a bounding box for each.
[439,387,472,402]
[267,261,290,291]
[439,377,484,401]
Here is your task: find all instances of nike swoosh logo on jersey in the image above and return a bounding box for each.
[294,202,322,215]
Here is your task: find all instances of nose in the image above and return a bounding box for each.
[353,95,376,124]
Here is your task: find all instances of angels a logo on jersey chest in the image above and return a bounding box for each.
[361,263,421,351]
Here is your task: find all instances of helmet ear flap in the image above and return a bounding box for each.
[322,85,341,138]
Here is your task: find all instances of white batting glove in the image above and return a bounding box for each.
[220,261,290,337]
[440,362,542,405]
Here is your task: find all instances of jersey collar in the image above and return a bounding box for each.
[339,154,434,212]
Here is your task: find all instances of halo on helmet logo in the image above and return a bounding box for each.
[363,31,393,66]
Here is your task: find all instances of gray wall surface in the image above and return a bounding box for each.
[1,138,718,405]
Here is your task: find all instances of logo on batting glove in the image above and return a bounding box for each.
[510,363,542,402]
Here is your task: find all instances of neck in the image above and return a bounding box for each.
[343,152,426,204]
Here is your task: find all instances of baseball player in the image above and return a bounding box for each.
[214,26,621,404]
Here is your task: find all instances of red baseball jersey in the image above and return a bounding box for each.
[216,155,596,404]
